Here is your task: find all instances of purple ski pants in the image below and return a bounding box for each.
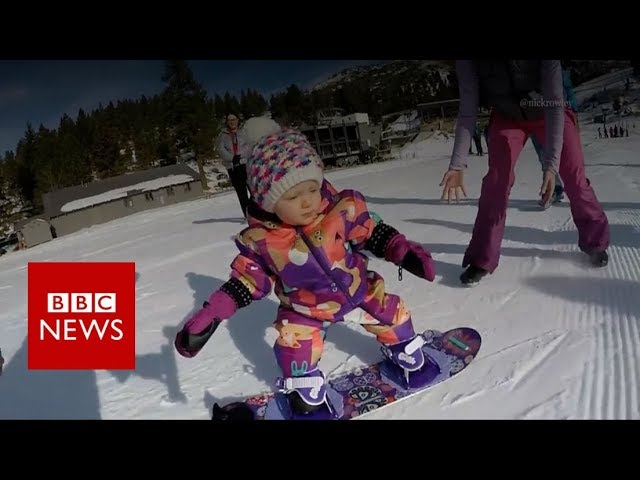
[463,108,610,273]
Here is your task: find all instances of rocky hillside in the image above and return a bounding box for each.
[564,60,631,86]
[306,59,632,117]
[313,60,454,96]
[306,60,457,119]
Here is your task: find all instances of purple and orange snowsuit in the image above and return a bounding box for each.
[227,179,416,378]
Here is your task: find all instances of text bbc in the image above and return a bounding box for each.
[48,293,116,313]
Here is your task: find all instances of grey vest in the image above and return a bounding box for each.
[475,60,544,120]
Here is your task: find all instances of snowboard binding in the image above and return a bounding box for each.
[381,332,442,390]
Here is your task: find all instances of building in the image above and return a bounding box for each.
[416,98,461,121]
[39,164,203,238]
[299,110,381,167]
[381,109,421,142]
[14,217,53,249]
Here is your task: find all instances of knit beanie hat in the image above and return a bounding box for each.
[247,129,324,213]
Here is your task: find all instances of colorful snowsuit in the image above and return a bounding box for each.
[228,179,415,377]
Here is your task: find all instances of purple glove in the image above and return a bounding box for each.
[384,233,435,282]
[175,290,237,358]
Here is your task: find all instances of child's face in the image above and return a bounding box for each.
[274,180,322,226]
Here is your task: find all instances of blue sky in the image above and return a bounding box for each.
[0,59,385,155]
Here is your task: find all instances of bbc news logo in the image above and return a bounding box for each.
[28,262,136,370]
[43,293,123,341]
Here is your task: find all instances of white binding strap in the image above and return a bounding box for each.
[281,376,324,391]
[404,335,426,355]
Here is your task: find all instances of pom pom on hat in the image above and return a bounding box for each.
[247,129,324,213]
[240,116,282,147]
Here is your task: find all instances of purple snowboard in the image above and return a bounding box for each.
[211,327,481,421]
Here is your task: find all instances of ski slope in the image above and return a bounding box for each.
[1,111,639,421]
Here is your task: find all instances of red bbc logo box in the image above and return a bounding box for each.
[28,262,136,370]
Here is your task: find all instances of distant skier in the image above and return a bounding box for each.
[439,60,610,285]
[473,123,484,155]
[175,129,437,418]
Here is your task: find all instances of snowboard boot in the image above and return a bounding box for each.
[460,265,488,286]
[382,334,440,389]
[589,250,609,267]
[212,402,255,421]
[275,369,332,417]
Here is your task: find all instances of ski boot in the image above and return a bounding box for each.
[460,265,488,286]
[381,334,440,390]
[275,369,335,419]
[589,250,609,267]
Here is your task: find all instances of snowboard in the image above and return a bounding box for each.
[211,327,481,421]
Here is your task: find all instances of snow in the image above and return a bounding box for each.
[1,82,639,421]
[60,174,196,213]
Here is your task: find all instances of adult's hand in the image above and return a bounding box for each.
[439,169,467,204]
[539,169,556,207]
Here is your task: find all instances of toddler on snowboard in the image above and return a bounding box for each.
[174,128,436,417]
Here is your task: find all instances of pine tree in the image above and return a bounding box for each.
[214,94,225,118]
[240,89,250,119]
[161,60,216,190]
[0,152,11,236]
[14,123,38,208]
[33,125,62,196]
[90,122,126,179]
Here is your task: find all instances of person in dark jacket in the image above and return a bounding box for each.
[439,60,610,285]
